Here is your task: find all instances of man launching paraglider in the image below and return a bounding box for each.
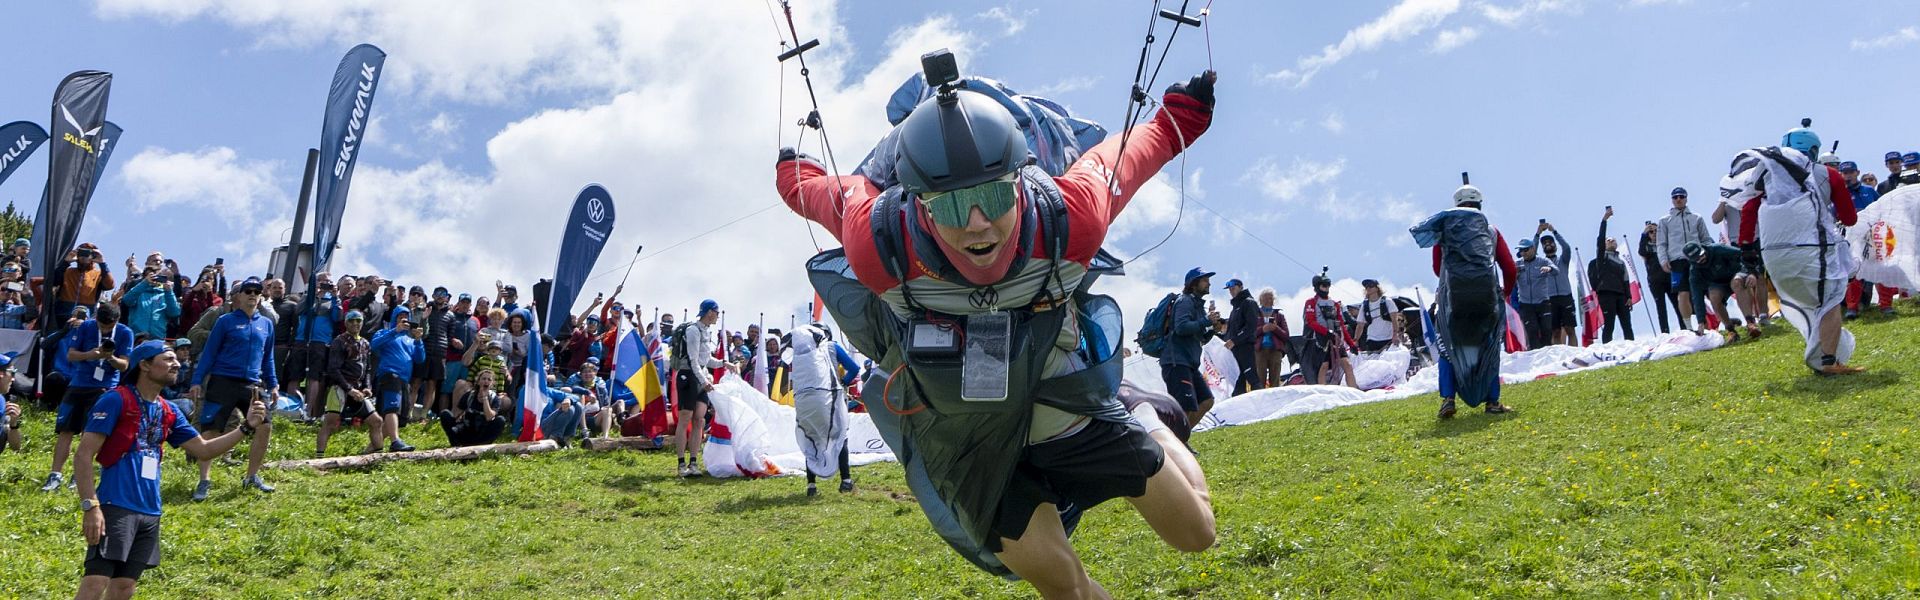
[774,49,1215,598]
[1719,120,1864,375]
[1410,177,1519,418]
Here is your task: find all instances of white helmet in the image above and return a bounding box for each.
[1818,152,1840,166]
[1453,184,1483,205]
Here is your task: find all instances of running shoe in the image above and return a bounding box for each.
[192,479,212,502]
[243,475,275,493]
[39,472,63,492]
[1438,399,1457,419]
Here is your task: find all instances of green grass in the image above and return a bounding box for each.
[4,309,1919,598]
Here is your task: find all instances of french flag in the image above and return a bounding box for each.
[518,327,549,441]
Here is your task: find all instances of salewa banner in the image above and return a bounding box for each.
[0,121,49,189]
[30,120,121,281]
[35,71,111,327]
[543,184,617,339]
[310,43,386,273]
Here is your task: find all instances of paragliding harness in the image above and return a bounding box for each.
[1751,146,1833,306]
[804,172,1133,578]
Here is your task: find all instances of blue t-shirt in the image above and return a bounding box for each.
[84,390,200,516]
[66,320,134,389]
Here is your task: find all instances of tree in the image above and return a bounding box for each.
[0,202,30,248]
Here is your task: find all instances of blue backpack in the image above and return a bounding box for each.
[1135,293,1179,358]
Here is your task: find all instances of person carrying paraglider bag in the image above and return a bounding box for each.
[1410,176,1520,419]
[1717,120,1864,376]
[773,49,1216,597]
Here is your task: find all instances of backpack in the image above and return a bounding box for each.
[669,322,698,369]
[96,386,178,468]
[1135,293,1180,358]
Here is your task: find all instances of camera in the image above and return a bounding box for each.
[99,339,117,353]
[921,49,960,91]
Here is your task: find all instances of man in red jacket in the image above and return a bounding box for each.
[777,65,1217,597]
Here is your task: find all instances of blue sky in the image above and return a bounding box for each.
[1,0,1915,333]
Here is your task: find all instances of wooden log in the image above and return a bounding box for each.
[580,436,660,452]
[267,440,559,471]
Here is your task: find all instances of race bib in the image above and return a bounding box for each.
[94,366,106,380]
[140,454,159,481]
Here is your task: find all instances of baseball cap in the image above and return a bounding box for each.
[433,286,450,298]
[1183,267,1216,284]
[502,284,518,293]
[173,337,192,348]
[1904,152,1920,167]
[699,299,720,315]
[1517,238,1536,250]
[344,310,365,321]
[1839,161,1859,173]
[1222,278,1244,289]
[1670,187,1688,198]
[1361,278,1380,288]
[0,351,16,369]
[237,276,264,292]
[457,292,472,301]
[127,340,170,369]
[1888,151,1904,162]
[487,339,506,352]
[11,238,27,248]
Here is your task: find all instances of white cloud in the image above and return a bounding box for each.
[1320,111,1346,135]
[1265,0,1462,88]
[1852,26,1920,52]
[1478,0,1584,28]
[1243,157,1347,203]
[1024,75,1100,97]
[93,2,991,324]
[1429,26,1481,53]
[975,5,1035,36]
[119,146,284,229]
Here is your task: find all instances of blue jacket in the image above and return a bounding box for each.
[370,327,425,379]
[1852,183,1881,211]
[296,293,338,344]
[1162,292,1213,368]
[117,283,180,341]
[1514,254,1559,305]
[66,320,134,389]
[563,373,611,402]
[1532,230,1575,298]
[193,307,279,390]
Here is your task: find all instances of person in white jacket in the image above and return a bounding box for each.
[789,324,861,496]
[670,299,731,477]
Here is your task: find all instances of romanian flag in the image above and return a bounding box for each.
[617,329,674,439]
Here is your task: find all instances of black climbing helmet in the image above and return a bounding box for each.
[894,89,1030,194]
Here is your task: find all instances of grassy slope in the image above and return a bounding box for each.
[2,312,1917,598]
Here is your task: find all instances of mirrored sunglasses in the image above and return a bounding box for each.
[919,174,1018,228]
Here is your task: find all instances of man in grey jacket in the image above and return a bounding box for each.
[1534,222,1577,346]
[1162,268,1220,427]
[1656,187,1714,332]
[1513,238,1556,348]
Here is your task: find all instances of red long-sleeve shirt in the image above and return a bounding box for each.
[1432,229,1519,296]
[776,93,1212,295]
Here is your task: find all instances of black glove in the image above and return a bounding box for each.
[777,147,800,163]
[1165,70,1217,108]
